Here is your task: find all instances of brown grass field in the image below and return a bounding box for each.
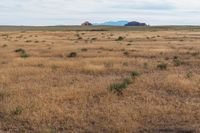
[0,26,200,133]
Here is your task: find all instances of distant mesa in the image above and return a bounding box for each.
[81,21,93,26]
[81,20,148,26]
[94,20,129,26]
[125,21,147,26]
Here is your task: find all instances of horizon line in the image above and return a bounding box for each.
[0,24,200,27]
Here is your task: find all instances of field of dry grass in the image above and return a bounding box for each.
[0,27,200,133]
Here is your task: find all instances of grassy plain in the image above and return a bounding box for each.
[0,26,200,132]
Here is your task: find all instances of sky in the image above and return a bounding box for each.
[0,0,200,26]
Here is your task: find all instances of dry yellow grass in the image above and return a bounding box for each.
[0,28,200,133]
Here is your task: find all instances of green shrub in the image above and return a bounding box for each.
[1,34,8,37]
[91,38,97,41]
[78,37,82,40]
[122,62,129,66]
[107,70,142,95]
[123,78,133,85]
[173,56,178,60]
[2,44,7,47]
[76,34,82,40]
[12,106,23,115]
[186,71,193,78]
[81,48,88,52]
[68,52,77,58]
[157,63,167,70]
[37,64,44,68]
[109,49,113,51]
[173,58,183,66]
[116,36,124,41]
[108,78,132,95]
[20,52,29,58]
[51,65,59,71]
[15,48,29,58]
[108,82,126,95]
[123,51,129,56]
[104,62,113,68]
[143,62,148,69]
[25,40,32,43]
[0,92,6,101]
[15,48,25,53]
[131,71,140,77]
[191,51,199,57]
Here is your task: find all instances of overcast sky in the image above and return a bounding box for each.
[0,0,200,25]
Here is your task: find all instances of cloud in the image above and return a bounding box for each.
[0,0,200,25]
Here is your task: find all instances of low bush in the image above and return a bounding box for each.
[15,48,29,58]
[116,36,124,41]
[20,52,29,58]
[191,51,199,57]
[68,52,77,58]
[157,63,167,70]
[2,44,7,47]
[12,106,23,115]
[104,62,113,68]
[173,58,183,66]
[78,37,82,40]
[0,92,7,101]
[186,71,193,78]
[123,51,129,56]
[91,38,97,41]
[81,48,88,52]
[131,71,140,78]
[15,48,25,53]
[122,62,129,66]
[25,40,32,43]
[143,62,148,69]
[108,78,132,95]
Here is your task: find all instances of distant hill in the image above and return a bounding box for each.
[125,21,147,26]
[81,21,93,26]
[94,20,129,26]
[94,20,148,26]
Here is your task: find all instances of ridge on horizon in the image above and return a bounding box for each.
[93,20,129,26]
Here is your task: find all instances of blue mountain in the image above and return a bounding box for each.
[94,20,129,26]
[125,21,147,26]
